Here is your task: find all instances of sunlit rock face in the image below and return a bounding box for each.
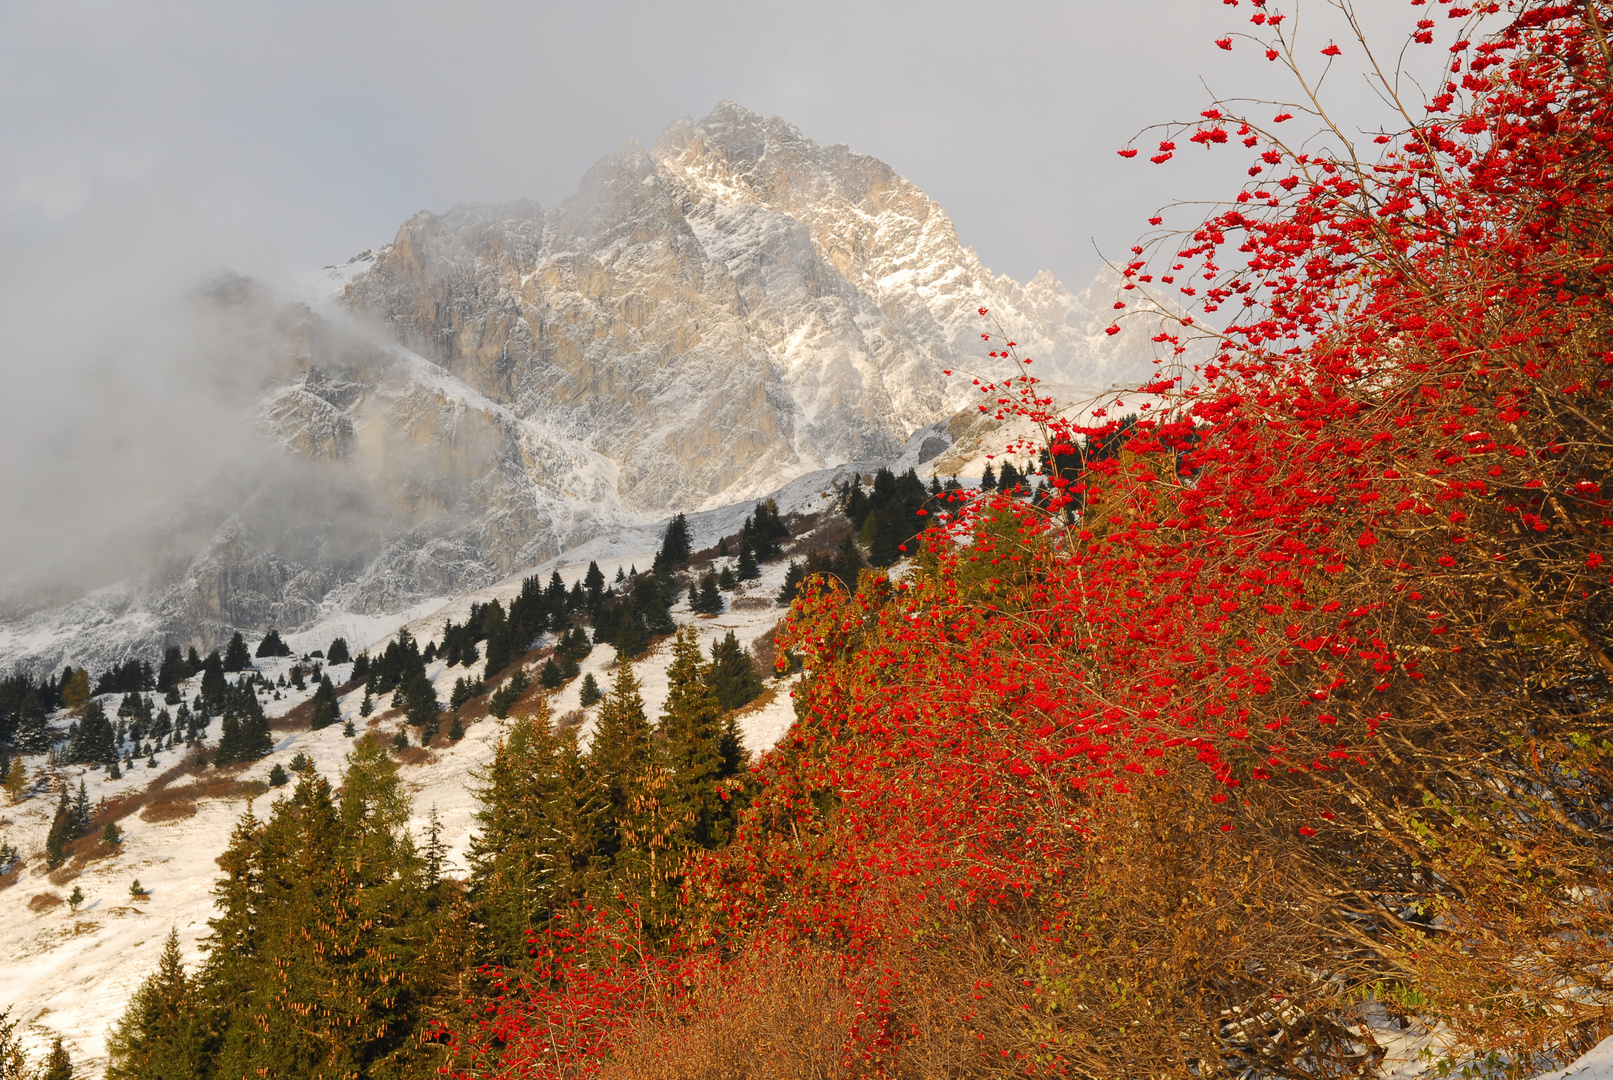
[1,103,1163,677]
[345,101,1158,515]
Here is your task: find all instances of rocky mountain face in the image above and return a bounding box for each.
[344,101,1158,514]
[0,102,1163,678]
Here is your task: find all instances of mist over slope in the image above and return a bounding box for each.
[0,101,1164,679]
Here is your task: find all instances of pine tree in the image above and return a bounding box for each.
[222,632,252,673]
[105,929,200,1080]
[707,630,764,712]
[718,565,737,591]
[980,461,998,490]
[777,561,807,607]
[579,672,602,707]
[326,637,351,665]
[693,572,723,614]
[736,542,761,580]
[309,674,339,730]
[584,561,606,610]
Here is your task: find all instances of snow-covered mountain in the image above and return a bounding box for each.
[0,101,1167,679]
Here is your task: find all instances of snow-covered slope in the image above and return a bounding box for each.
[0,521,821,1077]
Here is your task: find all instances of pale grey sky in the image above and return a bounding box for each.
[0,0,1467,581]
[0,1,1446,289]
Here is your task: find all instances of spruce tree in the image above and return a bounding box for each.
[980,461,998,490]
[326,637,351,665]
[68,701,116,765]
[587,662,655,836]
[578,673,602,707]
[0,1007,31,1080]
[403,672,439,733]
[538,658,564,689]
[653,513,692,571]
[659,627,730,847]
[60,668,90,708]
[584,561,606,611]
[2,757,27,803]
[468,708,605,963]
[255,630,291,659]
[309,675,339,730]
[222,632,251,673]
[199,651,226,712]
[42,1037,70,1080]
[706,631,764,712]
[736,542,761,580]
[13,691,50,754]
[105,929,200,1080]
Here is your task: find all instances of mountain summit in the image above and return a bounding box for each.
[2,103,1158,676]
[342,101,1153,513]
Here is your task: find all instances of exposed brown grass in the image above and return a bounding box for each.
[28,892,62,913]
[595,947,857,1080]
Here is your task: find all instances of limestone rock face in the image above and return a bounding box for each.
[0,103,1166,678]
[344,101,1161,514]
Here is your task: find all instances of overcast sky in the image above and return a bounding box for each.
[0,0,1450,290]
[0,0,1461,582]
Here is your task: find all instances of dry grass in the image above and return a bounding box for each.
[28,893,62,913]
[46,866,80,887]
[596,947,858,1080]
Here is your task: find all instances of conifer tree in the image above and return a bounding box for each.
[67,701,116,765]
[42,1037,70,1080]
[586,662,655,843]
[706,630,764,712]
[980,461,997,490]
[222,632,251,674]
[60,668,90,708]
[423,805,446,888]
[105,929,200,1080]
[2,757,26,803]
[199,651,226,712]
[468,708,605,963]
[578,673,602,707]
[308,674,339,730]
[0,1007,31,1080]
[254,630,290,659]
[403,672,439,734]
[736,542,761,581]
[659,627,730,847]
[692,572,723,614]
[214,683,271,765]
[13,691,50,754]
[653,513,692,572]
[584,561,606,611]
[326,637,350,665]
